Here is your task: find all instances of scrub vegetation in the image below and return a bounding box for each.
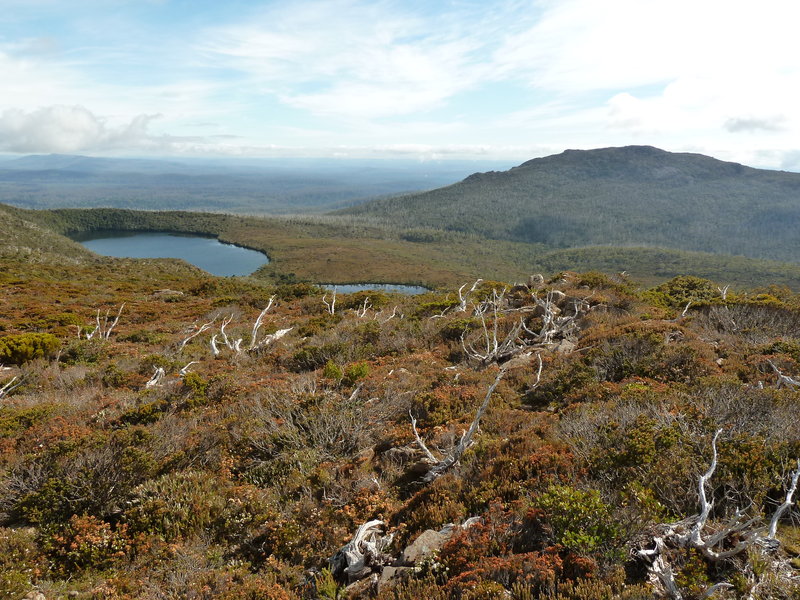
[2,219,800,598]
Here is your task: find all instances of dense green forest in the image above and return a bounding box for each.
[340,146,800,264]
[3,209,800,599]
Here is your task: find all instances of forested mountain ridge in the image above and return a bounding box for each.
[339,146,800,263]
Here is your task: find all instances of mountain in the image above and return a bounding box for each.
[338,146,800,264]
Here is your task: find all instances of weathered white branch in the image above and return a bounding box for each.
[381,306,399,323]
[250,327,293,352]
[322,288,337,315]
[145,367,165,388]
[420,368,506,483]
[210,334,220,357]
[0,375,24,399]
[219,314,237,350]
[178,318,216,351]
[329,520,393,583]
[689,429,722,548]
[410,411,437,463]
[86,304,124,340]
[768,459,800,539]
[248,296,276,350]
[355,297,371,318]
[768,360,800,389]
[179,362,198,376]
[717,285,730,301]
[457,278,483,312]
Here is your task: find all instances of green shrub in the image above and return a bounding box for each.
[59,338,105,365]
[0,404,56,437]
[643,275,718,309]
[291,342,347,371]
[531,485,619,554]
[123,471,268,543]
[342,361,370,386]
[297,313,343,337]
[0,333,59,365]
[0,527,45,598]
[322,360,343,381]
[118,399,168,426]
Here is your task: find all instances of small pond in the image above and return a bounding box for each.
[320,283,429,295]
[70,230,268,277]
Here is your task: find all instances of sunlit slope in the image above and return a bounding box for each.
[339,145,800,263]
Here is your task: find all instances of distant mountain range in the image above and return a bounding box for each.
[339,146,800,264]
[0,154,515,214]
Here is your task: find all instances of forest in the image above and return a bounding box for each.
[2,206,800,598]
[340,146,800,264]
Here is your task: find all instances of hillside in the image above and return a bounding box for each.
[9,203,800,291]
[339,146,800,263]
[3,232,800,598]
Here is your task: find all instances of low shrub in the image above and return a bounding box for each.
[0,333,60,365]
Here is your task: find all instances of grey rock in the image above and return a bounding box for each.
[400,528,454,565]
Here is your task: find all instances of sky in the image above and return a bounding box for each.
[1,0,800,169]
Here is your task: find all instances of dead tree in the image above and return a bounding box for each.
[637,429,800,599]
[85,304,124,340]
[248,296,276,350]
[0,375,24,400]
[462,289,529,366]
[354,296,372,318]
[178,317,216,351]
[329,519,393,584]
[457,279,483,312]
[145,367,166,388]
[322,288,337,315]
[412,368,506,483]
[767,360,800,389]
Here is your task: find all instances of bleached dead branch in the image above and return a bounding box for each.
[637,430,800,598]
[248,295,276,350]
[768,459,800,539]
[380,306,399,323]
[457,279,483,312]
[767,360,800,389]
[178,318,216,351]
[179,362,198,376]
[0,375,24,399]
[323,288,337,315]
[355,296,371,318]
[413,368,506,483]
[85,304,124,340]
[145,367,166,388]
[329,519,393,584]
[717,285,730,301]
[251,328,293,352]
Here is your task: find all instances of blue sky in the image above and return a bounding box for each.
[1,0,799,169]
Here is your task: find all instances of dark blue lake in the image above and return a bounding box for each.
[70,230,268,277]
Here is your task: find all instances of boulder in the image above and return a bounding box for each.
[400,528,454,565]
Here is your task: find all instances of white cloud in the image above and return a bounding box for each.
[202,1,495,119]
[0,105,191,153]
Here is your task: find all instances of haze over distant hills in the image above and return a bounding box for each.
[339,145,800,264]
[0,154,515,214]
